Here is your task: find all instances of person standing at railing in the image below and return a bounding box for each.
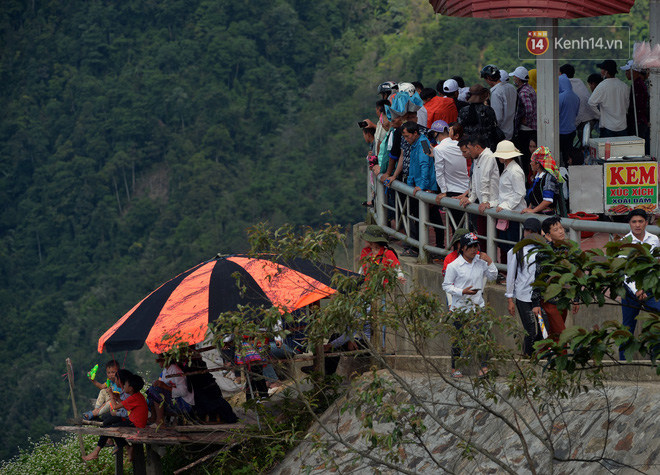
[487,141,526,266]
[459,135,499,249]
[521,146,563,216]
[403,121,442,256]
[431,120,469,238]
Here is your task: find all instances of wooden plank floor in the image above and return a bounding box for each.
[55,422,250,446]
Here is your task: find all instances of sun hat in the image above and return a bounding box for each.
[449,228,469,248]
[460,232,480,248]
[467,84,489,103]
[362,225,389,244]
[509,66,529,81]
[443,79,459,93]
[493,140,523,159]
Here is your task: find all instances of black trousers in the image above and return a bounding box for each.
[409,198,444,249]
[515,299,541,356]
[97,413,134,449]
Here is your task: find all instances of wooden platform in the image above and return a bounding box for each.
[56,421,250,475]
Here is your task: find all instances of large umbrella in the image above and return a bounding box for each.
[98,254,351,354]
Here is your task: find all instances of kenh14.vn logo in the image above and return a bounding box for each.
[527,31,549,55]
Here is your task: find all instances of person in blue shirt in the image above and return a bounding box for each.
[401,121,443,255]
[558,74,580,167]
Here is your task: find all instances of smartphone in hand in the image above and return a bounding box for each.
[421,140,431,154]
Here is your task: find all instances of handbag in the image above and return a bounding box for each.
[496,219,509,231]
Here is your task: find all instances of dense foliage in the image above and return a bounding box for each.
[0,0,649,462]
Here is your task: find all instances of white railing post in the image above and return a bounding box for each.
[486,214,497,260]
[376,178,386,228]
[418,197,429,263]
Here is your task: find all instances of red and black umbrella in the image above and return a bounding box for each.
[98,254,352,354]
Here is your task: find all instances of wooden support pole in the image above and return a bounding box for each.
[65,358,85,458]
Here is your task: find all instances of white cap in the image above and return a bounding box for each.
[499,69,509,82]
[620,59,637,71]
[510,66,529,81]
[442,79,459,93]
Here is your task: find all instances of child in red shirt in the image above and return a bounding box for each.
[82,374,147,462]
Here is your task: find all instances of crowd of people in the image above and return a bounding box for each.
[361,59,651,262]
[359,61,657,371]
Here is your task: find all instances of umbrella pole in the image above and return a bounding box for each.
[245,366,261,431]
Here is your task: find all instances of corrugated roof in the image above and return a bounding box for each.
[429,0,636,19]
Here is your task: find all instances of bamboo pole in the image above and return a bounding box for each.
[66,358,86,457]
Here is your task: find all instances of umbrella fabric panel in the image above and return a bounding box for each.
[98,261,207,353]
[270,256,355,286]
[228,257,336,312]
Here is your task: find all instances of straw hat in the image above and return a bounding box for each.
[492,140,522,159]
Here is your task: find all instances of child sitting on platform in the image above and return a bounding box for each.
[83,359,121,421]
[82,373,148,462]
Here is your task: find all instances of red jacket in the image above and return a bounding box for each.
[425,96,458,128]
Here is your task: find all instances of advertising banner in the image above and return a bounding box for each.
[604,162,658,215]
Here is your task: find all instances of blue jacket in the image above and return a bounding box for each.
[407,135,438,192]
[558,74,580,134]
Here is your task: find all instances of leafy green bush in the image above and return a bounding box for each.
[0,434,119,475]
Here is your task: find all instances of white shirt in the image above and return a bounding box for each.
[569,78,599,125]
[505,244,537,302]
[588,78,630,132]
[490,82,518,140]
[468,148,500,206]
[434,137,469,194]
[443,254,498,310]
[495,160,526,212]
[623,230,660,294]
[417,106,428,129]
[162,364,195,406]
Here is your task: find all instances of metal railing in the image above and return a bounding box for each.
[367,168,660,271]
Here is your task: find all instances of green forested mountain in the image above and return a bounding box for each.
[0,0,649,461]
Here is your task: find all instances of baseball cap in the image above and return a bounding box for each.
[596,59,618,75]
[443,79,459,93]
[430,120,449,133]
[460,232,480,248]
[523,217,542,233]
[620,59,639,72]
[510,66,529,81]
[499,70,510,82]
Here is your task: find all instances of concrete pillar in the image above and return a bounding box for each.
[536,18,560,157]
[650,0,659,159]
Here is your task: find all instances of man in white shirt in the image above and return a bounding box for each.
[432,120,469,233]
[460,135,500,245]
[588,59,630,137]
[505,218,543,356]
[443,232,498,377]
[481,64,518,140]
[620,209,660,360]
